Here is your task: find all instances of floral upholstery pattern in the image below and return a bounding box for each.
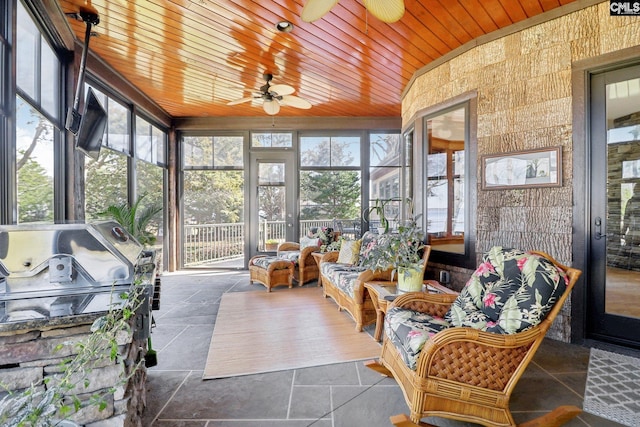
[251,256,293,270]
[445,247,568,333]
[357,231,380,267]
[319,231,380,298]
[385,247,569,370]
[320,262,367,297]
[277,250,301,264]
[384,307,451,370]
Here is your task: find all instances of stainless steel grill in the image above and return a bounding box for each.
[0,221,155,324]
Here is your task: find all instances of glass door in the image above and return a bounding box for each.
[589,64,640,346]
[248,151,297,256]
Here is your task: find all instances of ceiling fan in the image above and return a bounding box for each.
[301,0,405,23]
[227,73,312,115]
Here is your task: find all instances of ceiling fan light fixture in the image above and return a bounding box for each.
[275,20,294,32]
[263,100,281,115]
[363,0,405,23]
[301,0,340,22]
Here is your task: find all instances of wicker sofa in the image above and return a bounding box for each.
[319,231,430,332]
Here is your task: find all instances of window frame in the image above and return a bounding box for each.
[413,94,477,269]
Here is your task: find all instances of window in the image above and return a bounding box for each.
[181,133,245,267]
[85,150,128,219]
[105,97,130,154]
[183,135,243,168]
[369,132,404,230]
[135,115,167,267]
[251,132,293,148]
[15,1,62,223]
[299,134,362,238]
[301,136,360,167]
[16,96,54,222]
[136,116,166,166]
[425,104,469,257]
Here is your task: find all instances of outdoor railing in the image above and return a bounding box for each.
[183,219,361,266]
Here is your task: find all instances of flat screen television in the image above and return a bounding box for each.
[75,87,107,161]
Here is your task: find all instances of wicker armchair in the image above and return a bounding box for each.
[277,241,320,285]
[366,248,582,427]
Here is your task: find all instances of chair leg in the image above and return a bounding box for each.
[390,414,439,427]
[517,405,582,427]
[364,359,393,377]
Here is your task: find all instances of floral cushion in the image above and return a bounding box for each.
[300,236,321,249]
[320,262,367,298]
[251,256,293,270]
[357,231,380,267]
[385,307,451,370]
[277,250,301,264]
[445,247,568,334]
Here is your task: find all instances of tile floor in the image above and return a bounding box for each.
[141,270,630,427]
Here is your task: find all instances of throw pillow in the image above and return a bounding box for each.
[300,236,321,249]
[445,246,568,334]
[337,239,362,264]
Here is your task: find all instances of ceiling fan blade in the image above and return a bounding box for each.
[227,97,253,106]
[363,0,405,23]
[281,95,312,110]
[301,0,340,22]
[269,84,295,96]
[263,100,281,115]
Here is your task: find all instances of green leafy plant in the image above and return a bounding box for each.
[362,198,394,234]
[0,281,149,426]
[360,198,425,277]
[101,193,162,247]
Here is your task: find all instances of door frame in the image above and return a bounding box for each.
[572,51,640,346]
[245,150,298,264]
[587,64,640,347]
[572,55,640,347]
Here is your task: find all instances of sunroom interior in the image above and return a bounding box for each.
[3,0,640,425]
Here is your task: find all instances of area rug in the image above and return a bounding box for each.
[203,287,381,379]
[583,348,640,427]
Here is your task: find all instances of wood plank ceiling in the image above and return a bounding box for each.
[55,0,578,118]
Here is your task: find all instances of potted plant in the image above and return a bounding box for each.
[265,239,279,251]
[101,193,162,247]
[360,198,426,292]
[363,199,393,234]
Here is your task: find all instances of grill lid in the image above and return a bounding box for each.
[0,221,143,288]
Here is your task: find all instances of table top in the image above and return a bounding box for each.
[365,280,457,302]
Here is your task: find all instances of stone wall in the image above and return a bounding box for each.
[0,316,148,426]
[404,1,640,341]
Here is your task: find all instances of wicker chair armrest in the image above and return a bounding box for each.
[356,268,393,283]
[388,292,458,315]
[320,251,340,263]
[351,269,393,302]
[299,245,321,265]
[277,242,300,251]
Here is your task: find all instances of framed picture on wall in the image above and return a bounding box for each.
[481,147,562,190]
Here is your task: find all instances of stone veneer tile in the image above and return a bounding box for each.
[525,70,572,104]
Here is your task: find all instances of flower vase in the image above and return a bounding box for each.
[396,267,423,293]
